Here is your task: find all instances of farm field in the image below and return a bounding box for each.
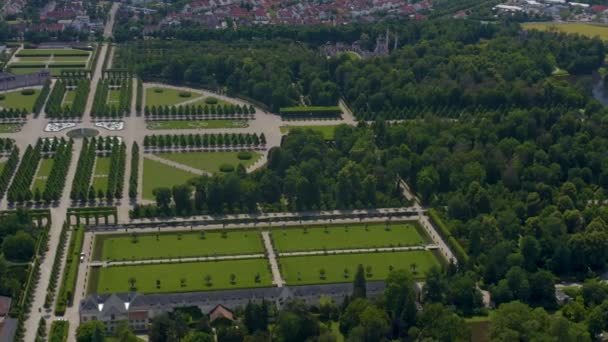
[142,157,199,200]
[146,87,196,107]
[0,88,39,110]
[280,125,338,140]
[31,158,54,193]
[156,151,262,173]
[92,258,273,294]
[280,250,440,285]
[522,22,608,40]
[92,157,111,193]
[146,120,249,130]
[0,124,21,133]
[93,230,264,261]
[271,222,429,252]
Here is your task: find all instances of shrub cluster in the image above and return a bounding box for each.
[144,103,255,117]
[143,132,266,148]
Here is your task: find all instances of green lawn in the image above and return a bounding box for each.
[0,88,39,111]
[156,152,262,174]
[280,125,338,140]
[0,161,6,175]
[32,158,54,193]
[280,251,439,285]
[107,90,121,104]
[52,56,89,62]
[94,230,264,261]
[63,90,77,106]
[8,62,46,67]
[17,56,49,62]
[187,96,231,107]
[146,87,195,107]
[522,22,608,40]
[92,157,111,193]
[94,258,272,294]
[50,67,86,77]
[146,120,249,130]
[0,124,21,133]
[7,68,44,75]
[272,222,429,252]
[18,48,90,56]
[142,157,199,200]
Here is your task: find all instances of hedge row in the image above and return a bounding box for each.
[92,136,123,151]
[47,63,86,68]
[0,147,19,201]
[144,103,255,117]
[143,133,266,148]
[0,107,28,119]
[91,78,132,117]
[39,139,73,202]
[48,318,69,341]
[129,142,139,199]
[280,106,342,116]
[45,79,89,118]
[136,79,143,114]
[55,226,84,316]
[44,222,69,309]
[34,79,52,116]
[428,208,469,265]
[35,318,46,342]
[70,138,96,201]
[105,142,126,200]
[7,143,41,203]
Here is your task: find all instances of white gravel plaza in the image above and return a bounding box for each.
[44,122,76,132]
[95,121,124,131]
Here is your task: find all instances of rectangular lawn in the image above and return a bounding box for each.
[94,229,264,261]
[142,157,199,200]
[146,120,249,130]
[522,22,608,40]
[63,90,77,106]
[32,158,54,193]
[280,251,440,285]
[0,88,39,110]
[280,125,338,140]
[156,151,262,174]
[91,157,111,193]
[7,68,43,75]
[0,124,21,133]
[145,87,196,107]
[272,222,429,252]
[93,258,272,294]
[107,89,121,105]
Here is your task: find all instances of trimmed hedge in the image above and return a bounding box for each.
[428,208,469,264]
[179,91,191,98]
[280,106,342,117]
[219,164,235,172]
[21,89,35,95]
[49,320,69,342]
[205,97,218,104]
[237,151,252,160]
[55,226,85,316]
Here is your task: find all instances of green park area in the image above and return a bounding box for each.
[272,222,429,252]
[522,22,608,40]
[280,125,337,140]
[63,90,77,106]
[146,120,249,130]
[8,68,43,75]
[107,89,121,105]
[92,157,111,193]
[0,124,21,133]
[17,48,90,56]
[156,151,262,174]
[146,87,196,107]
[93,230,265,261]
[142,157,198,200]
[92,258,273,294]
[0,88,39,110]
[280,250,440,285]
[31,158,54,193]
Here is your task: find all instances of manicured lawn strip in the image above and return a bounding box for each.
[146,120,249,130]
[0,162,5,175]
[522,22,608,40]
[187,96,231,107]
[280,251,439,285]
[18,49,90,56]
[107,89,121,104]
[8,68,43,75]
[142,157,198,200]
[280,125,337,140]
[94,229,264,261]
[31,158,54,193]
[55,225,85,315]
[62,90,76,106]
[8,62,46,67]
[0,88,39,110]
[52,56,89,62]
[0,124,21,133]
[49,320,69,342]
[272,222,429,252]
[91,157,111,193]
[95,258,272,294]
[145,87,195,107]
[17,56,49,62]
[156,151,262,173]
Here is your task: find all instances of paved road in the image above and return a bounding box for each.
[261,231,284,287]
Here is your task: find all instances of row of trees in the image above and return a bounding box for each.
[7,143,41,203]
[39,139,73,202]
[0,147,18,199]
[143,103,256,117]
[128,142,139,199]
[70,138,96,201]
[33,79,52,116]
[0,108,28,119]
[45,79,90,118]
[91,78,132,117]
[105,142,126,200]
[143,133,266,149]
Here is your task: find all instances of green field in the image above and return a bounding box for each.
[92,157,111,193]
[18,49,90,56]
[93,258,272,294]
[7,68,43,75]
[107,90,121,104]
[142,157,199,200]
[94,230,264,261]
[0,161,6,175]
[522,22,608,40]
[62,90,76,106]
[146,120,249,130]
[0,88,39,110]
[156,151,262,174]
[52,56,89,62]
[280,251,439,285]
[17,56,49,62]
[31,158,54,193]
[146,87,195,107]
[272,222,429,252]
[280,125,338,140]
[0,124,21,133]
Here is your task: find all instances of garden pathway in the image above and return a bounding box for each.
[262,231,284,287]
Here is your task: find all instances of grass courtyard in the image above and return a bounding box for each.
[0,88,39,111]
[145,87,196,107]
[0,124,21,133]
[280,125,338,140]
[146,120,249,130]
[93,230,265,261]
[31,158,53,193]
[92,258,273,294]
[271,222,429,252]
[280,250,440,285]
[62,90,77,107]
[92,157,111,193]
[156,151,262,174]
[522,22,608,40]
[142,157,198,200]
